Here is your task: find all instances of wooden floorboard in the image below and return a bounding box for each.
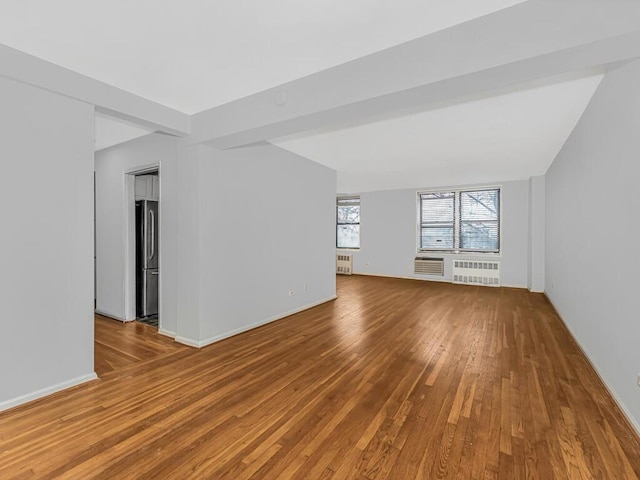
[1,276,639,479]
[94,314,187,377]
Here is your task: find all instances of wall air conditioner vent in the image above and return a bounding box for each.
[452,259,501,287]
[414,257,444,276]
[336,254,353,275]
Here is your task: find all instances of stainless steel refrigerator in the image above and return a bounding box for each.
[136,200,159,317]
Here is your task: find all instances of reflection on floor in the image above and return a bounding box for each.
[94,314,185,376]
[136,315,158,328]
[2,279,640,478]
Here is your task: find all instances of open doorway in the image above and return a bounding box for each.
[135,173,159,326]
[124,167,160,329]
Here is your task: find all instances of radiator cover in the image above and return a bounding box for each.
[452,259,501,287]
[336,254,353,275]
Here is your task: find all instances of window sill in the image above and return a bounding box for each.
[336,248,360,252]
[417,251,501,258]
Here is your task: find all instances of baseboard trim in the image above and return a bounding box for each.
[0,373,98,413]
[353,272,527,290]
[353,272,450,283]
[158,328,176,339]
[544,293,640,439]
[175,295,338,349]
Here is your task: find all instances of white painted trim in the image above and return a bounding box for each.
[355,272,450,283]
[174,335,201,348]
[123,164,160,324]
[176,295,337,348]
[545,294,640,438]
[415,184,503,256]
[158,328,176,338]
[503,283,528,289]
[124,163,160,176]
[123,173,136,321]
[354,272,527,290]
[94,308,129,322]
[0,373,98,413]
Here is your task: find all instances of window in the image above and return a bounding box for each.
[337,197,360,249]
[418,188,500,252]
[419,192,455,250]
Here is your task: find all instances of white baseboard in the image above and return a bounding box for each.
[176,295,337,349]
[354,272,528,290]
[354,272,450,283]
[545,294,640,438]
[174,335,201,348]
[503,283,528,289]
[0,373,98,413]
[158,328,176,338]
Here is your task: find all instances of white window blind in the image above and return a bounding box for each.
[459,189,500,252]
[418,188,500,253]
[419,192,455,250]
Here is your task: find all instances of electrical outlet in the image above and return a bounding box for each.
[289,290,295,296]
[304,283,308,292]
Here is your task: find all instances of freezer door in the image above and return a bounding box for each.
[142,269,159,317]
[143,200,159,270]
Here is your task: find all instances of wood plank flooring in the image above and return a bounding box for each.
[1,276,639,479]
[94,314,187,376]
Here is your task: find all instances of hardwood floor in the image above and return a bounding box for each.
[1,276,639,479]
[94,315,187,376]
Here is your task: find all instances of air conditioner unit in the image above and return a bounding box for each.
[414,257,444,276]
[336,254,353,275]
[453,259,501,287]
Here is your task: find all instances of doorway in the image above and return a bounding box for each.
[135,173,159,326]
[124,167,161,329]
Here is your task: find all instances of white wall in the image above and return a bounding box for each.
[175,143,337,346]
[528,175,545,292]
[94,133,178,334]
[546,60,640,431]
[0,77,95,410]
[348,180,530,288]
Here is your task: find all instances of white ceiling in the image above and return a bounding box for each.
[273,71,605,192]
[0,1,619,191]
[0,0,524,114]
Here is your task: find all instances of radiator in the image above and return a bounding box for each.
[414,257,444,276]
[336,254,353,275]
[453,259,501,287]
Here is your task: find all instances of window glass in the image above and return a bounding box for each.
[418,188,500,253]
[337,197,360,248]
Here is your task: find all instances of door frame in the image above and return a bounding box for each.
[124,164,160,324]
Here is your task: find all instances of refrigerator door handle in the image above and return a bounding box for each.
[149,209,155,261]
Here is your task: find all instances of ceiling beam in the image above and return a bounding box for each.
[0,44,190,136]
[189,0,640,149]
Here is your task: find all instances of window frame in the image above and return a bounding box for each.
[336,196,361,250]
[417,191,456,251]
[417,186,501,254]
